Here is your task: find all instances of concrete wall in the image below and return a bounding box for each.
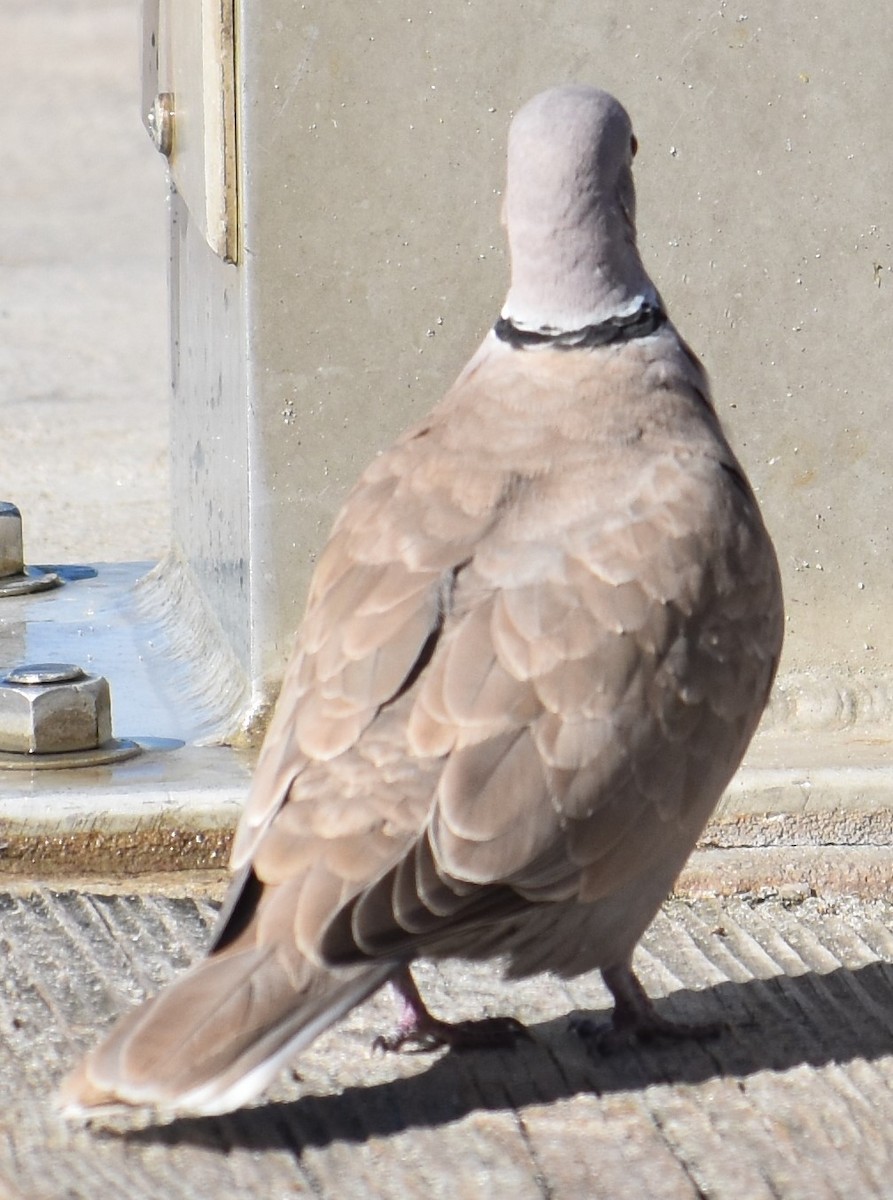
[168,1,892,736]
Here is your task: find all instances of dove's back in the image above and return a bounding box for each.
[61,83,782,1119]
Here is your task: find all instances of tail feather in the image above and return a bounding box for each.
[59,944,395,1116]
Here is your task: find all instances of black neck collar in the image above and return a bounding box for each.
[494,300,666,350]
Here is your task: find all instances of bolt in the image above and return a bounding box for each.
[0,663,113,754]
[0,502,24,579]
[147,92,174,157]
[0,501,62,596]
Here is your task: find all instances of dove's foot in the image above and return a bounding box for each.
[373,966,529,1054]
[571,962,723,1052]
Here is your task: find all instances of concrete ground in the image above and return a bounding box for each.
[1,3,892,1197]
[2,882,892,1199]
[1,0,169,564]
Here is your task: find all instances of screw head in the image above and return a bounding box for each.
[0,664,112,754]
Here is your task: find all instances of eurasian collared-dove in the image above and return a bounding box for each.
[61,83,783,1117]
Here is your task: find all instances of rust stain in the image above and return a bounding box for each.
[0,825,235,879]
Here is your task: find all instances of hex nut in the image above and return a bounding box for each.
[0,502,24,579]
[0,666,113,754]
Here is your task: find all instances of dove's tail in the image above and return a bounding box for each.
[58,942,396,1117]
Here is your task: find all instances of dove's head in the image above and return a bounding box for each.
[501,84,658,334]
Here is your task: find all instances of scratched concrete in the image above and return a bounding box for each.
[1,883,891,1199]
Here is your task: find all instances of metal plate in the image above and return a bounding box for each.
[0,738,142,771]
[0,571,62,598]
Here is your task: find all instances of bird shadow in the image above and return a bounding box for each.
[114,960,893,1156]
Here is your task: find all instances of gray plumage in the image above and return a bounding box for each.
[61,84,782,1117]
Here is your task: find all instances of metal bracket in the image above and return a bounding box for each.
[142,0,238,263]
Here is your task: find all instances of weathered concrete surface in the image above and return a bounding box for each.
[1,726,889,883]
[1,883,891,1198]
[0,0,169,564]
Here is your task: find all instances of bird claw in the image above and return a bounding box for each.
[372,1030,441,1055]
[570,1010,724,1054]
[570,963,726,1055]
[374,967,530,1055]
[373,1014,529,1055]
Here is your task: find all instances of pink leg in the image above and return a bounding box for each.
[373,966,529,1054]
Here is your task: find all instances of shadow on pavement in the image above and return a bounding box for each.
[117,959,893,1154]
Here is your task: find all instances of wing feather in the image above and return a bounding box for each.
[229,366,782,984]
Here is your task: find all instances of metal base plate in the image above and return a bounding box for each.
[0,738,142,771]
[0,569,62,598]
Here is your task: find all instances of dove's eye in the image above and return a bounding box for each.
[630,135,638,159]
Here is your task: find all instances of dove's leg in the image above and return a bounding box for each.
[373,966,528,1053]
[572,961,722,1050]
